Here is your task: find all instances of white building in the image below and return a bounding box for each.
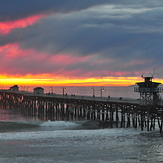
[33,87,44,94]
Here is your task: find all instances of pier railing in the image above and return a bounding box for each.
[45,93,141,104]
[2,89,163,106]
[0,89,141,105]
[134,87,163,93]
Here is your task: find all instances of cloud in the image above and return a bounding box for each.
[1,1,163,81]
[0,0,111,21]
[13,3,163,59]
[0,15,44,35]
[0,43,154,79]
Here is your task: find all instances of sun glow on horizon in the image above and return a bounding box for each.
[0,74,160,89]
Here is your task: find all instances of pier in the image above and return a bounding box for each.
[1,76,163,132]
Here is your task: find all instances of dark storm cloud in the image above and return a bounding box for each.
[0,0,111,21]
[10,2,163,59]
[1,0,161,21]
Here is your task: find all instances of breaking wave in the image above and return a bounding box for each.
[0,120,82,132]
[0,120,119,133]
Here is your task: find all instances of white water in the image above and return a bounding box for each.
[0,123,162,163]
[40,120,80,127]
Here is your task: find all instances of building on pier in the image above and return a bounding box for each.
[34,87,44,95]
[9,85,19,92]
[134,76,163,105]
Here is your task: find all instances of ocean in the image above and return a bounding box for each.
[19,86,140,99]
[0,86,163,163]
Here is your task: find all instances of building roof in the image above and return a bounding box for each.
[34,87,44,90]
[10,85,19,88]
[136,76,161,88]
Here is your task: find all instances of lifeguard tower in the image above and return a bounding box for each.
[134,76,163,105]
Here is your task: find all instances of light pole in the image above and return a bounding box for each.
[50,87,53,93]
[27,87,29,92]
[91,87,95,97]
[61,87,66,96]
[101,87,104,98]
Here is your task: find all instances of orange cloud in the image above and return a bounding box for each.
[0,14,44,35]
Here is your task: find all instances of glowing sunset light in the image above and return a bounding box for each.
[0,74,157,88]
[0,14,43,35]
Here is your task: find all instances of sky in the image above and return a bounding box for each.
[1,0,163,87]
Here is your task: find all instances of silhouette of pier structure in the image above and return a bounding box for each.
[1,76,163,132]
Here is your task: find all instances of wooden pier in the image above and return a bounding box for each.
[1,87,163,133]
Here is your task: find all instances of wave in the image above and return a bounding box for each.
[0,120,82,132]
[39,120,116,129]
[0,127,142,141]
[0,120,119,133]
[40,120,80,127]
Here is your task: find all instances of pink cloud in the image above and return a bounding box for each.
[0,14,44,35]
[0,43,90,75]
[0,43,148,79]
[49,54,91,65]
[0,43,35,58]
